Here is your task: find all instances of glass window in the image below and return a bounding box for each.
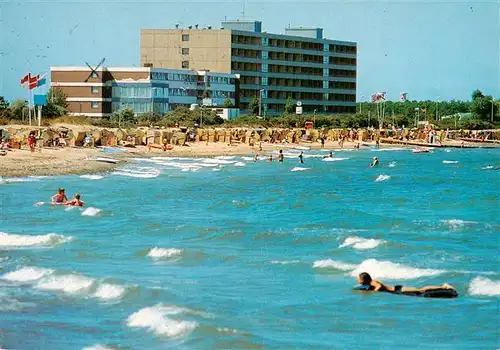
[182,48,189,55]
[91,101,99,109]
[182,61,189,69]
[91,86,99,94]
[182,34,189,41]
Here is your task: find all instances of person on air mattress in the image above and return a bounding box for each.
[355,272,458,298]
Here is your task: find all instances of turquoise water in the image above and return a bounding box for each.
[0,147,499,349]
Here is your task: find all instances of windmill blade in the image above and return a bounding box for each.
[95,57,105,70]
[85,61,93,70]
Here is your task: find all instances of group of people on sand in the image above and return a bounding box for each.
[51,188,84,207]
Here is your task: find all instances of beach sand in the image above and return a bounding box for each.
[0,140,369,177]
[1,137,492,177]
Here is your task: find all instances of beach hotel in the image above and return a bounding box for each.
[50,67,239,118]
[140,20,357,115]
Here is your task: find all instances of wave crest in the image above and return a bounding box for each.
[469,277,500,296]
[339,236,384,250]
[0,232,73,248]
[147,247,183,259]
[126,304,197,337]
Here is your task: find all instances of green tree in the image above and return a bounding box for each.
[0,96,8,111]
[110,107,136,127]
[223,97,232,108]
[284,97,295,114]
[248,97,259,116]
[47,87,68,109]
[471,95,497,122]
[8,99,29,120]
[472,89,484,101]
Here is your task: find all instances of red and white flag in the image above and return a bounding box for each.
[29,74,40,90]
[400,92,407,101]
[20,73,30,87]
[371,92,387,103]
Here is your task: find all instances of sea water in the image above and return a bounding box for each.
[0,148,499,349]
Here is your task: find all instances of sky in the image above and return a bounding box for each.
[0,0,499,103]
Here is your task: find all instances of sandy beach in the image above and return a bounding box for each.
[0,140,378,177]
[1,128,497,177]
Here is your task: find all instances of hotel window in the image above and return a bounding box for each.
[182,61,189,68]
[91,101,99,109]
[182,34,189,41]
[91,86,99,94]
[182,48,189,55]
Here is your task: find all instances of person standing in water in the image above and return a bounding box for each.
[278,150,284,163]
[370,157,379,167]
[51,188,68,204]
[298,152,304,164]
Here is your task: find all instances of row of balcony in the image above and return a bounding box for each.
[231,35,357,54]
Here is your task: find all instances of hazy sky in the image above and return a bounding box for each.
[1,0,499,102]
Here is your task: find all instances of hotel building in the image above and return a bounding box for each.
[140,20,357,115]
[50,67,239,117]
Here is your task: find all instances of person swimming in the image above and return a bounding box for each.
[51,188,68,204]
[356,272,456,295]
[268,154,273,162]
[65,193,84,207]
[323,151,333,159]
[370,157,379,167]
[298,152,304,164]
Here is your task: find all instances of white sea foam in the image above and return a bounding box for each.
[147,247,183,259]
[80,174,104,180]
[241,156,255,161]
[313,258,445,280]
[0,232,73,248]
[322,157,349,162]
[312,259,357,270]
[350,259,445,280]
[202,158,236,165]
[442,160,458,164]
[81,207,102,217]
[0,176,44,183]
[36,274,95,294]
[212,168,222,172]
[234,162,246,167]
[270,260,300,265]
[468,277,500,296]
[388,161,397,168]
[371,147,407,152]
[339,236,384,250]
[82,345,116,350]
[290,167,310,172]
[112,167,160,178]
[445,149,452,153]
[215,156,235,160]
[93,283,126,300]
[375,175,391,182]
[440,219,477,230]
[126,304,197,337]
[2,267,54,282]
[217,327,239,334]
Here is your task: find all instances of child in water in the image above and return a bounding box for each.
[65,194,84,207]
[370,157,379,167]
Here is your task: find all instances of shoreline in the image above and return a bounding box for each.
[1,139,498,178]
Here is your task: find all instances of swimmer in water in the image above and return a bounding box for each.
[278,150,284,163]
[253,155,258,162]
[51,188,68,205]
[370,157,379,167]
[323,151,333,159]
[268,155,273,162]
[356,272,456,294]
[298,152,304,164]
[65,193,84,207]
